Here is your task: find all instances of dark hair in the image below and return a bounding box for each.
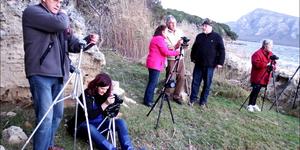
[153,25,167,36]
[86,73,112,99]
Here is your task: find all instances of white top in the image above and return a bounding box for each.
[165,28,184,60]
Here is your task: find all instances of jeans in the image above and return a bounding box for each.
[190,66,215,105]
[248,84,262,105]
[28,75,64,150]
[144,68,160,105]
[79,118,134,150]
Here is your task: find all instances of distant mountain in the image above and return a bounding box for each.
[228,8,299,47]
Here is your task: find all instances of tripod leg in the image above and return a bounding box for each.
[269,72,279,112]
[155,94,165,129]
[112,118,116,147]
[79,73,94,150]
[261,87,268,111]
[165,94,175,123]
[239,95,250,111]
[21,74,76,150]
[292,80,300,109]
[146,91,164,116]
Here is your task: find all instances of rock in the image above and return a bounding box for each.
[0,111,16,117]
[2,126,28,145]
[112,81,125,96]
[6,111,16,117]
[124,96,137,104]
[0,145,5,150]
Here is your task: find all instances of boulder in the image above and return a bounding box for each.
[2,126,28,145]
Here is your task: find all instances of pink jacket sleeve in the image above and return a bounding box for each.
[156,36,179,57]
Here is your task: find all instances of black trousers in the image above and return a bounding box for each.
[248,83,263,105]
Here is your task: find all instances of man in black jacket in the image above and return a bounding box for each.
[22,0,98,149]
[189,18,225,108]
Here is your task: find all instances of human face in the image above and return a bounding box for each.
[167,20,176,31]
[264,43,273,52]
[97,86,109,96]
[42,0,63,14]
[202,24,213,34]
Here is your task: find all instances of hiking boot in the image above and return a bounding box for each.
[252,105,261,112]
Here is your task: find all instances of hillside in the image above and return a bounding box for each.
[0,0,238,103]
[0,51,299,149]
[228,8,299,47]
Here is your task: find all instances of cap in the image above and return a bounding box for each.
[202,18,213,26]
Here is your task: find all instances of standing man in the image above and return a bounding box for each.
[189,18,225,108]
[22,0,98,149]
[165,15,185,105]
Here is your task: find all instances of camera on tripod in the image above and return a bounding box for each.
[104,94,123,118]
[270,55,279,61]
[181,36,190,47]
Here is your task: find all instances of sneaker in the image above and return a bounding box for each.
[188,101,194,107]
[252,105,261,112]
[144,102,153,107]
[246,105,254,112]
[199,104,208,111]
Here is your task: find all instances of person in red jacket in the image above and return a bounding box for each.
[247,39,276,112]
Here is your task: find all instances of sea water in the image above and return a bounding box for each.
[227,40,299,77]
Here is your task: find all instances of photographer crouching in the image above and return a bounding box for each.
[247,39,277,112]
[67,73,134,150]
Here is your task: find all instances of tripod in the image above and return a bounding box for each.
[22,44,94,150]
[269,65,300,110]
[146,44,186,129]
[97,116,117,147]
[239,61,277,112]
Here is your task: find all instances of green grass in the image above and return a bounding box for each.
[0,51,299,150]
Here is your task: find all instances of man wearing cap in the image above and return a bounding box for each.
[164,15,186,105]
[189,18,225,109]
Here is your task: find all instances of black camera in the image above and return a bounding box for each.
[181,36,190,46]
[270,55,279,61]
[103,94,123,118]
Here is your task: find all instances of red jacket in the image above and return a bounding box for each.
[250,48,273,86]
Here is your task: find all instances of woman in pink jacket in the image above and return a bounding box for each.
[143,25,180,107]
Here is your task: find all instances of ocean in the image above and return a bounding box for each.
[227,40,299,77]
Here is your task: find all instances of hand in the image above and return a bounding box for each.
[89,33,99,44]
[216,65,223,69]
[107,95,115,104]
[60,9,67,15]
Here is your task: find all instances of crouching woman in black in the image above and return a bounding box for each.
[67,73,134,150]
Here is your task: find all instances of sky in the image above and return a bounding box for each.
[160,0,299,23]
